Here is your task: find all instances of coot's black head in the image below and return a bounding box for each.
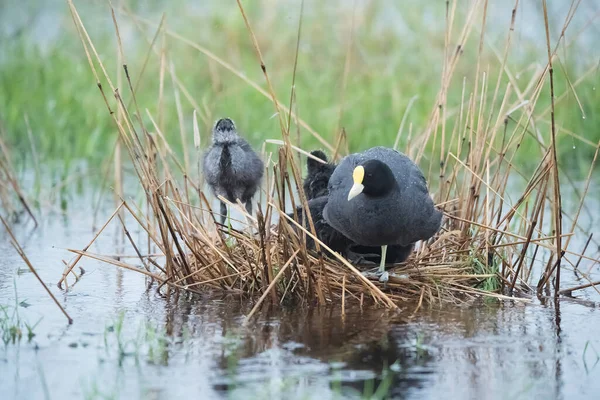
[347,159,396,200]
[212,118,238,143]
[307,150,329,174]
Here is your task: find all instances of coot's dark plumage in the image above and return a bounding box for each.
[323,146,442,277]
[292,198,414,264]
[203,118,264,224]
[290,150,415,265]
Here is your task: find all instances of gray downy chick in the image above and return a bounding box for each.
[203,118,264,224]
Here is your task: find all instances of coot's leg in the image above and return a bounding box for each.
[245,200,253,216]
[219,201,227,225]
[242,185,256,218]
[379,245,387,273]
[379,245,389,283]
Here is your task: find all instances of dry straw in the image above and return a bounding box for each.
[60,0,600,313]
[0,123,37,226]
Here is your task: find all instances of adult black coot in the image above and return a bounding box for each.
[292,150,416,265]
[323,146,442,281]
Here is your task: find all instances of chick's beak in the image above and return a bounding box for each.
[348,165,365,201]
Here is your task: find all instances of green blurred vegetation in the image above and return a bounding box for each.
[0,0,598,177]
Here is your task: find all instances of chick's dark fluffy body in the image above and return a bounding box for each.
[205,140,263,202]
[203,118,263,222]
[303,150,337,199]
[292,150,349,253]
[292,196,353,254]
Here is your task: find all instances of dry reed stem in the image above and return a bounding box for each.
[1,216,72,323]
[333,0,357,159]
[0,125,38,226]
[58,201,125,287]
[540,0,564,296]
[559,280,600,295]
[244,249,300,323]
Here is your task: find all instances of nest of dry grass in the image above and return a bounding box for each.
[183,224,495,307]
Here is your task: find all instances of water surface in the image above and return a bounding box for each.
[1,188,599,399]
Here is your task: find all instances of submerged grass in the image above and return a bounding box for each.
[102,311,171,366]
[47,0,600,309]
[0,281,41,345]
[0,123,37,224]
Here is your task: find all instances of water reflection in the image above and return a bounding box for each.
[82,289,597,400]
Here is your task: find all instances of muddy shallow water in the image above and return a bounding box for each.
[1,189,600,400]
